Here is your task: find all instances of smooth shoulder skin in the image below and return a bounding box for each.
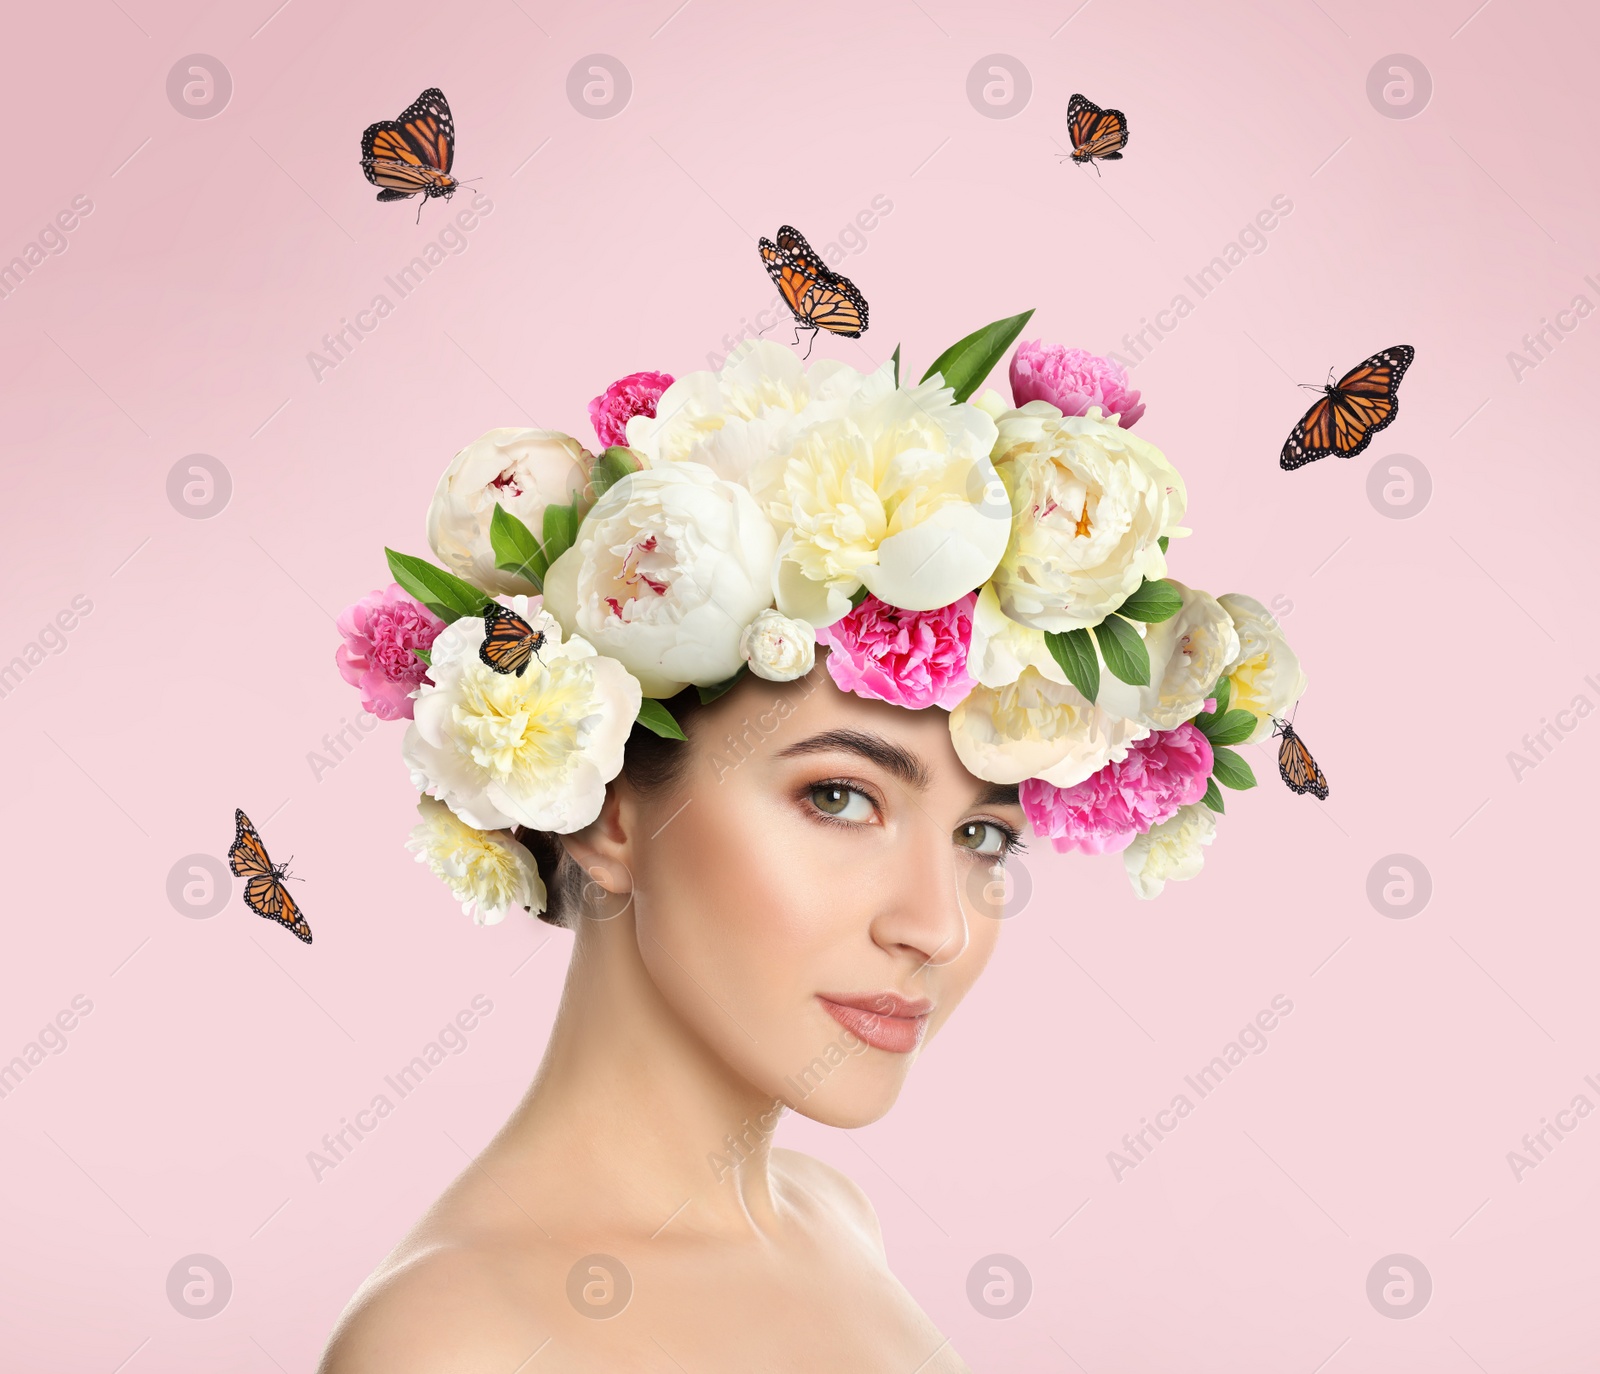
[317,1148,965,1374]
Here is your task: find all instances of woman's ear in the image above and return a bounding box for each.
[558,780,638,904]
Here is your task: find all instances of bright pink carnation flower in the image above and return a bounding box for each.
[335,584,446,722]
[588,370,674,449]
[815,592,977,711]
[1021,720,1214,855]
[1010,340,1146,428]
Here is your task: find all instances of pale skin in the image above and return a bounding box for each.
[318,657,1026,1373]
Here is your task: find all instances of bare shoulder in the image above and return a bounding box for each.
[772,1146,885,1254]
[317,1242,561,1374]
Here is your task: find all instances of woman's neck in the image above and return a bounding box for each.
[483,908,793,1244]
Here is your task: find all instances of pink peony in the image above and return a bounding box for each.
[588,370,674,450]
[335,584,446,721]
[1021,720,1214,855]
[815,592,977,711]
[1009,340,1145,428]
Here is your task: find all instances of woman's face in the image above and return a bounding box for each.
[609,660,1026,1128]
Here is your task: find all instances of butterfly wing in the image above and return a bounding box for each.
[243,873,314,944]
[361,88,456,196]
[799,274,868,337]
[1281,345,1414,470]
[479,604,541,677]
[759,232,869,339]
[1067,93,1129,160]
[231,810,312,942]
[229,809,274,879]
[775,225,827,275]
[1276,723,1330,799]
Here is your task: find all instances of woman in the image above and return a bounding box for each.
[322,332,1305,1370]
[318,657,1021,1372]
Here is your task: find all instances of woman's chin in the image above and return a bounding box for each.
[778,1071,911,1129]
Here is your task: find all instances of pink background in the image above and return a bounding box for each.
[4,0,1597,1368]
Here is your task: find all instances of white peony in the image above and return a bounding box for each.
[426,429,592,597]
[1123,803,1217,899]
[541,463,778,697]
[989,402,1187,632]
[402,596,640,833]
[404,796,546,924]
[739,608,815,682]
[1218,594,1308,744]
[1097,581,1241,730]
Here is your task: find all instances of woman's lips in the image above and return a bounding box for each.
[816,994,931,1054]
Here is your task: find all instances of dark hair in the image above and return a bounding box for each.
[513,686,709,927]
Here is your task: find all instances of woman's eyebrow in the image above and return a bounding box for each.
[975,782,1021,807]
[775,729,932,791]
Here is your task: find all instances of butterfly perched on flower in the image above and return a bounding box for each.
[1271,718,1329,800]
[228,809,312,943]
[1060,93,1129,171]
[360,88,460,222]
[1280,345,1414,471]
[758,225,869,358]
[479,603,546,677]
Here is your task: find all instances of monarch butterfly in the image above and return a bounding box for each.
[758,225,869,358]
[360,88,461,223]
[1060,93,1129,171]
[1280,345,1415,471]
[1271,718,1329,800]
[229,809,312,943]
[479,603,546,677]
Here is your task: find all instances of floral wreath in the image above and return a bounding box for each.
[335,311,1307,921]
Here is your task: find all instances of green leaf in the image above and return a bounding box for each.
[1158,535,1169,554]
[635,698,687,741]
[1045,628,1099,703]
[411,647,432,666]
[890,343,901,387]
[489,505,547,590]
[1115,577,1182,624]
[1210,673,1231,718]
[919,308,1036,403]
[1198,709,1258,748]
[696,668,745,705]
[1094,614,1150,686]
[1200,777,1224,813]
[589,446,641,502]
[385,548,492,623]
[850,584,872,609]
[541,500,580,569]
[1211,746,1257,791]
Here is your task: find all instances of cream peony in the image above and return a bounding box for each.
[402,596,640,833]
[739,608,815,682]
[541,463,778,697]
[1097,581,1241,730]
[765,377,1007,625]
[426,429,592,597]
[404,796,546,924]
[957,585,1151,786]
[1218,594,1308,743]
[989,402,1187,632]
[625,339,890,493]
[1122,803,1217,899]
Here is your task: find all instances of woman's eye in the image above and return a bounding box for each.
[955,821,1012,855]
[809,784,875,822]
